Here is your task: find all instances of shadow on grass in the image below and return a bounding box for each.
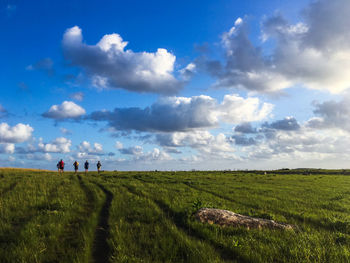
[54,175,99,261]
[0,213,37,245]
[184,182,261,210]
[0,182,17,197]
[122,183,250,263]
[92,183,114,263]
[185,181,350,234]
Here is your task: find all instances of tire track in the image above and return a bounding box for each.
[91,183,113,263]
[77,175,96,207]
[184,182,341,233]
[58,175,97,259]
[183,182,261,210]
[121,183,250,263]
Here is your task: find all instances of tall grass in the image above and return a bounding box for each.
[1,169,350,262]
[0,170,104,262]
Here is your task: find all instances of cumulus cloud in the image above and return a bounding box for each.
[0,143,15,154]
[218,94,273,123]
[224,110,350,163]
[88,94,273,132]
[119,145,143,155]
[231,135,258,146]
[179,63,196,80]
[62,26,182,94]
[115,143,171,162]
[43,101,86,120]
[234,122,257,134]
[201,17,291,93]
[156,130,236,159]
[245,127,350,162]
[308,96,350,131]
[78,141,103,154]
[204,0,350,94]
[156,130,214,147]
[133,147,172,162]
[73,141,106,160]
[0,123,33,143]
[262,116,300,131]
[230,117,301,147]
[38,137,72,153]
[302,0,350,50]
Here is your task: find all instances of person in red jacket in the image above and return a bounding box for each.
[58,159,65,174]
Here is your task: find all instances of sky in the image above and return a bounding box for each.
[1,0,350,171]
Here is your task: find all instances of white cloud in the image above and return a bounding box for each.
[119,145,143,155]
[71,141,109,161]
[0,143,15,154]
[38,137,72,153]
[306,95,350,132]
[62,26,182,94]
[179,62,196,80]
[206,0,350,94]
[74,152,99,160]
[43,101,86,120]
[89,94,273,132]
[94,143,103,152]
[43,153,53,161]
[246,127,350,162]
[116,144,171,162]
[0,123,33,143]
[218,94,274,123]
[78,141,103,154]
[135,148,172,162]
[156,130,237,159]
[263,117,300,131]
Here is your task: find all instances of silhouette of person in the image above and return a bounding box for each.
[97,161,102,174]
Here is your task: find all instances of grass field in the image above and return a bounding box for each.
[1,168,350,262]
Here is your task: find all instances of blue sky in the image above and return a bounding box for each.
[2,0,350,170]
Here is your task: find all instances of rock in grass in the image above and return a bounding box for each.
[195,208,295,230]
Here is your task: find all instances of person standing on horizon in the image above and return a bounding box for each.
[84,160,89,175]
[97,161,102,174]
[73,160,79,174]
[58,159,64,174]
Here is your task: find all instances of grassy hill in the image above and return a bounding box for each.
[0,169,349,262]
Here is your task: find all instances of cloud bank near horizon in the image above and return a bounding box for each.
[88,94,273,132]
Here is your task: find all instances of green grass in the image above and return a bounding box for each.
[1,169,350,262]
